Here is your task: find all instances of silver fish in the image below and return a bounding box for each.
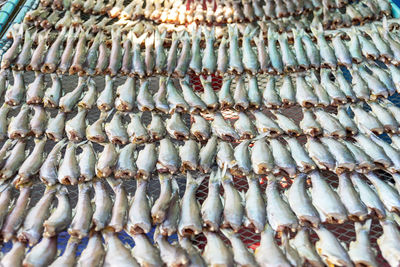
[105,112,129,145]
[221,170,244,231]
[8,104,30,139]
[16,137,46,186]
[77,232,105,267]
[1,240,26,267]
[131,233,163,266]
[266,174,298,232]
[202,231,234,267]
[201,170,223,232]
[68,183,93,239]
[22,236,57,267]
[39,139,66,186]
[166,112,190,140]
[78,78,97,110]
[43,186,71,237]
[154,226,190,266]
[1,140,26,181]
[378,216,400,267]
[103,230,140,267]
[255,223,291,267]
[270,139,297,177]
[309,171,348,224]
[92,179,112,231]
[1,186,30,242]
[244,174,266,233]
[314,226,353,267]
[58,142,80,185]
[96,143,118,178]
[127,179,152,234]
[30,106,47,138]
[199,135,218,173]
[287,173,320,228]
[136,143,157,179]
[290,228,324,267]
[178,172,204,236]
[348,219,378,267]
[337,173,368,221]
[147,112,166,141]
[157,137,180,174]
[115,77,135,111]
[127,112,149,144]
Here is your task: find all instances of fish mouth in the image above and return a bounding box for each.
[43,224,56,237]
[139,106,153,112]
[98,104,112,112]
[27,97,43,105]
[300,164,316,173]
[324,215,346,224]
[67,131,83,142]
[157,163,178,174]
[203,221,219,232]
[220,134,237,142]
[25,64,34,71]
[193,132,208,142]
[173,132,188,140]
[255,164,272,174]
[240,132,254,140]
[345,128,357,136]
[110,137,127,145]
[181,162,197,172]
[69,65,83,75]
[330,132,346,139]
[68,229,88,239]
[284,65,297,72]
[263,129,281,138]
[299,216,320,228]
[307,128,322,137]
[133,136,149,144]
[136,170,151,180]
[129,223,150,235]
[220,102,233,110]
[13,63,26,71]
[116,102,133,112]
[115,170,135,179]
[60,176,78,185]
[9,131,27,139]
[366,54,379,61]
[180,227,197,236]
[88,135,106,144]
[287,130,300,137]
[249,103,260,109]
[234,103,248,112]
[302,101,317,108]
[149,133,161,141]
[321,62,337,69]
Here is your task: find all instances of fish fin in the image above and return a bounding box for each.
[186,171,205,187]
[220,228,234,239]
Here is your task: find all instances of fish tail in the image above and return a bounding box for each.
[355,219,372,233]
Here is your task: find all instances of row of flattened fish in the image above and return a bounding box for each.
[2,96,400,142]
[1,121,400,187]
[4,20,400,77]
[28,0,387,31]
[0,170,400,266]
[2,60,400,111]
[40,0,349,23]
[2,62,400,112]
